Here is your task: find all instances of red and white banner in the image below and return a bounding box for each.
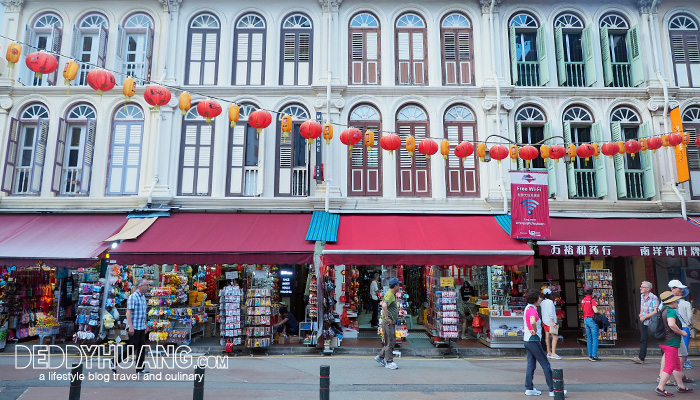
[510,171,551,240]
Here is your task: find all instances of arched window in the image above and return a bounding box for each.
[72,13,109,86]
[107,105,144,195]
[115,13,154,84]
[396,13,428,85]
[510,13,547,86]
[444,105,478,196]
[0,104,49,194]
[275,104,310,196]
[396,104,430,196]
[178,105,214,196]
[610,106,654,199]
[228,104,263,196]
[554,13,595,87]
[52,104,97,195]
[599,13,643,87]
[682,106,700,197]
[349,12,380,85]
[348,104,382,196]
[18,13,62,86]
[280,13,313,86]
[669,15,700,87]
[441,13,473,85]
[515,105,547,170]
[185,13,221,85]
[562,106,606,198]
[233,14,267,85]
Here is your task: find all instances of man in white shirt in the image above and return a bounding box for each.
[369,273,380,328]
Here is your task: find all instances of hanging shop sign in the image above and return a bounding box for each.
[540,243,700,258]
[670,107,690,183]
[225,271,238,280]
[280,268,295,295]
[440,277,454,287]
[510,171,551,240]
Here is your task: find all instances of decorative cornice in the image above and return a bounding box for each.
[159,0,183,13]
[318,0,342,13]
[1,0,24,13]
[479,0,501,14]
[482,97,513,111]
[638,0,659,14]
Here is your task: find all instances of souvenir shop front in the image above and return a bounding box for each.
[110,212,323,351]
[535,216,700,346]
[322,214,536,349]
[0,214,128,349]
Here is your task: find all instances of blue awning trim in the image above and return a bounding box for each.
[127,211,170,219]
[306,211,340,242]
[494,214,511,236]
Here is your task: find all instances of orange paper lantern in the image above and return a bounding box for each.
[364,130,375,149]
[228,104,240,128]
[5,42,21,68]
[540,144,550,161]
[509,145,519,161]
[122,77,136,101]
[440,139,450,160]
[179,92,191,116]
[477,143,486,161]
[323,123,333,145]
[280,114,293,137]
[63,60,79,93]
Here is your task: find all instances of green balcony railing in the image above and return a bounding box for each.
[611,62,631,87]
[624,170,645,199]
[564,61,586,87]
[572,169,599,198]
[516,61,540,86]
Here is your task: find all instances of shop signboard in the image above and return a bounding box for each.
[225,271,238,280]
[539,243,700,258]
[280,268,295,295]
[440,277,454,287]
[510,171,551,240]
[670,107,690,183]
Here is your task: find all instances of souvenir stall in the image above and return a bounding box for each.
[72,267,104,343]
[0,267,9,351]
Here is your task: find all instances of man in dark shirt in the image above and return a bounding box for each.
[274,306,298,335]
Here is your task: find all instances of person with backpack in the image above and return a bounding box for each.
[655,291,693,396]
[656,280,695,386]
[581,285,600,361]
[631,281,659,365]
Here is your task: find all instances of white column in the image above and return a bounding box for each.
[0,0,25,84]
[159,0,183,85]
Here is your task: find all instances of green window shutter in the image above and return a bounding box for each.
[516,121,524,170]
[510,26,518,85]
[544,121,556,197]
[555,26,566,85]
[639,121,656,198]
[628,25,644,87]
[611,122,627,198]
[537,26,549,86]
[563,121,577,198]
[601,26,613,86]
[582,26,597,86]
[592,121,607,197]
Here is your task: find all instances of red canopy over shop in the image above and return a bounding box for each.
[0,214,127,268]
[322,215,534,266]
[110,213,315,265]
[538,217,700,257]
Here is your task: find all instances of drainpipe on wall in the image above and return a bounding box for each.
[147,73,167,206]
[648,0,686,219]
[325,8,332,213]
[489,0,507,213]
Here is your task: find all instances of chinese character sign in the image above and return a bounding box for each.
[510,171,551,240]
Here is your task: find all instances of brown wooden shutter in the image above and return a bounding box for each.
[347,121,381,196]
[444,122,478,197]
[396,121,431,197]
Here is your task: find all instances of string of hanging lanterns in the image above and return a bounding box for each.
[2,36,697,168]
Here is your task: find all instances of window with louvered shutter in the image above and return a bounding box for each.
[441,18,473,86]
[396,119,431,197]
[233,14,266,86]
[280,14,313,86]
[670,25,700,87]
[395,13,427,86]
[349,13,380,85]
[186,14,220,86]
[179,122,213,196]
[444,122,478,197]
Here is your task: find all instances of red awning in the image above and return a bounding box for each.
[322,215,534,266]
[110,213,315,265]
[538,218,700,258]
[0,214,128,268]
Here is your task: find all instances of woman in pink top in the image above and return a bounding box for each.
[523,290,565,397]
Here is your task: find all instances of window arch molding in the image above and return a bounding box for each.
[232,12,267,85]
[440,12,474,85]
[279,12,314,86]
[19,103,50,121]
[185,12,221,85]
[515,105,547,124]
[32,13,62,30]
[348,11,381,85]
[610,106,641,124]
[562,105,593,123]
[347,103,383,197]
[395,12,428,85]
[65,103,97,121]
[667,12,700,87]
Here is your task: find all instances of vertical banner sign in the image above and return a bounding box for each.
[510,170,551,240]
[315,112,324,183]
[670,107,690,183]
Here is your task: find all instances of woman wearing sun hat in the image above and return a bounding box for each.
[655,291,693,397]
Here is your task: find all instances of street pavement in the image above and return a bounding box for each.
[0,352,697,399]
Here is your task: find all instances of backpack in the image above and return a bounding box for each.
[653,308,668,341]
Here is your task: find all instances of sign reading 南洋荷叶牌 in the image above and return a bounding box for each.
[510,171,551,240]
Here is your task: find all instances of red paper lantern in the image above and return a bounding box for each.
[380,133,401,156]
[549,145,566,162]
[668,133,683,147]
[340,128,363,151]
[695,135,700,148]
[299,120,323,148]
[196,99,222,123]
[624,139,642,159]
[454,141,474,166]
[25,51,58,78]
[647,136,663,152]
[519,145,539,168]
[489,144,509,162]
[576,143,596,163]
[86,68,116,96]
[143,85,172,111]
[418,138,439,159]
[248,109,272,134]
[601,142,619,158]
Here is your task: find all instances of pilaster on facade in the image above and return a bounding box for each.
[479,0,501,14]
[159,0,183,13]
[318,0,342,13]
[637,0,660,14]
[1,0,23,13]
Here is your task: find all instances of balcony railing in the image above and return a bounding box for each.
[292,167,308,197]
[62,167,82,195]
[624,170,645,199]
[611,62,631,87]
[516,61,540,86]
[564,61,586,87]
[14,166,32,194]
[243,167,258,197]
[572,169,598,198]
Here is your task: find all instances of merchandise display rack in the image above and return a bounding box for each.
[73,268,102,343]
[478,266,527,349]
[220,284,244,352]
[577,267,617,345]
[245,288,272,354]
[424,266,456,349]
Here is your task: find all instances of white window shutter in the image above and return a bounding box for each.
[1,118,19,193]
[510,26,518,84]
[80,118,96,194]
[51,118,67,194]
[18,25,36,85]
[29,118,49,193]
[48,24,62,86]
[98,25,109,68]
[555,26,566,86]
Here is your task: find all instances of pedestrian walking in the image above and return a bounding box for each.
[115,278,151,375]
[523,290,566,397]
[631,281,659,364]
[540,288,560,359]
[657,280,695,386]
[671,282,693,370]
[375,277,400,370]
[369,273,381,328]
[655,291,693,396]
[581,285,600,361]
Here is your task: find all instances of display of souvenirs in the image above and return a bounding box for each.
[308,274,318,318]
[220,284,244,347]
[434,289,459,339]
[579,268,617,342]
[73,270,103,343]
[245,288,272,348]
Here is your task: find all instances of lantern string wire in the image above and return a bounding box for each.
[1,34,689,148]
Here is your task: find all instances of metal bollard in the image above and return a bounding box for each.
[552,368,565,400]
[193,366,205,400]
[69,363,83,400]
[320,365,330,400]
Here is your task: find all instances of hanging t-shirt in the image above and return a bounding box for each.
[523,304,541,342]
[581,295,597,319]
